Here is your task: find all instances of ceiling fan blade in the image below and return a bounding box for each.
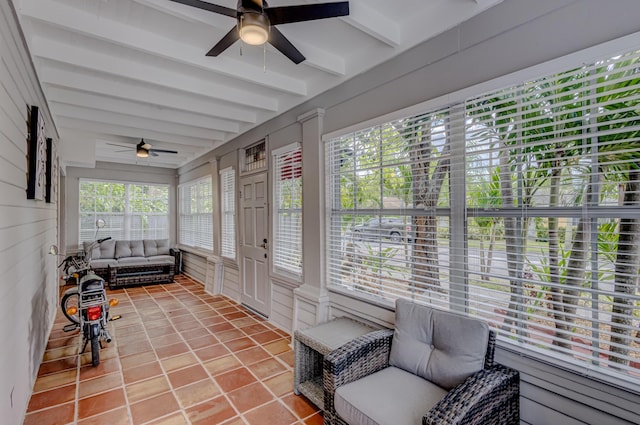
[268,26,305,64]
[167,0,237,18]
[150,151,159,157]
[207,27,240,56]
[266,2,349,26]
[150,149,179,154]
[106,142,132,148]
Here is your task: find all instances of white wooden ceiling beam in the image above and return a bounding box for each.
[53,103,227,142]
[46,88,240,134]
[31,37,278,112]
[132,0,232,27]
[38,65,257,124]
[57,117,221,149]
[19,0,308,96]
[341,1,401,47]
[402,0,503,51]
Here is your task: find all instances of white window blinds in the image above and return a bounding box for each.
[79,180,169,243]
[179,176,213,251]
[273,144,303,276]
[327,47,640,384]
[220,167,236,259]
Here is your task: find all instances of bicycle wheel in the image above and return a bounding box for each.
[61,290,80,325]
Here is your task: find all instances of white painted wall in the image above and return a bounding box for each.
[177,1,640,423]
[0,2,59,424]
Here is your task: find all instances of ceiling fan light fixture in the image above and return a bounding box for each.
[136,147,149,158]
[239,13,269,45]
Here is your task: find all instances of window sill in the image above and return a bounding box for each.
[177,245,213,257]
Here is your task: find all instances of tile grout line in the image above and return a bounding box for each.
[26,276,319,425]
[177,277,308,425]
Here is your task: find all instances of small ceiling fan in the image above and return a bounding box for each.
[168,0,350,64]
[107,139,178,158]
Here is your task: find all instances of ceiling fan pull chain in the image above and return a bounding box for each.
[263,44,267,73]
[239,17,244,56]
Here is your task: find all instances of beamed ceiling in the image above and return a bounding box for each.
[13,0,502,169]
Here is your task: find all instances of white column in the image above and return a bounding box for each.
[292,108,330,331]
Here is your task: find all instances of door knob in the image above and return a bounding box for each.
[260,238,268,249]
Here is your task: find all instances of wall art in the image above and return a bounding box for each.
[45,137,57,203]
[26,105,46,200]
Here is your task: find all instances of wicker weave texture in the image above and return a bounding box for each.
[323,328,520,425]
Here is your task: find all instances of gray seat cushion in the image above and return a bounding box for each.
[146,255,175,264]
[389,299,489,390]
[89,258,117,269]
[116,257,148,265]
[335,366,447,425]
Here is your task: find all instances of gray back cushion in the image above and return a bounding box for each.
[84,239,116,260]
[155,239,170,255]
[144,239,170,256]
[389,298,489,390]
[115,240,132,259]
[130,240,145,257]
[144,239,158,257]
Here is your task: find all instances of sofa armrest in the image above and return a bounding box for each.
[170,248,181,274]
[323,329,394,425]
[423,364,520,425]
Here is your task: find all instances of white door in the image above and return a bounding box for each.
[239,172,270,316]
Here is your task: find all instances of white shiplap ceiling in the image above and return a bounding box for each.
[13,0,502,168]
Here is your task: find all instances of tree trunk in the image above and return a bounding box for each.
[408,120,450,291]
[555,175,598,348]
[498,140,522,332]
[609,169,640,366]
[547,158,570,348]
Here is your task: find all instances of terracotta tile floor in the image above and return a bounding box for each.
[24,275,322,425]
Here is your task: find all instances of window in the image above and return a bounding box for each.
[327,46,640,384]
[220,167,236,259]
[179,177,213,251]
[273,144,303,276]
[242,139,266,174]
[79,180,169,243]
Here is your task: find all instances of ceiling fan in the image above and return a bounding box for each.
[107,140,178,158]
[168,0,350,64]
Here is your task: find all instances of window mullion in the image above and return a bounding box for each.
[449,104,467,314]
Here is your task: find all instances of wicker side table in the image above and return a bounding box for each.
[294,317,375,410]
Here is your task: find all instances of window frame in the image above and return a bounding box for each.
[178,176,214,252]
[325,35,640,390]
[272,143,303,279]
[220,167,236,259]
[78,178,170,244]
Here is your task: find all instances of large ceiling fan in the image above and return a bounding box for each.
[107,140,178,158]
[168,0,350,64]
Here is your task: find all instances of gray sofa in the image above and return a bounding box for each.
[84,239,178,288]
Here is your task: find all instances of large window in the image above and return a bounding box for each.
[327,46,640,384]
[273,144,303,276]
[220,167,236,259]
[179,177,213,251]
[79,180,169,243]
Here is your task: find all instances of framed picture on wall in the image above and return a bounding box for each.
[26,105,46,200]
[45,137,57,204]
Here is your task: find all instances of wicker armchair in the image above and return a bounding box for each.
[323,300,519,425]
